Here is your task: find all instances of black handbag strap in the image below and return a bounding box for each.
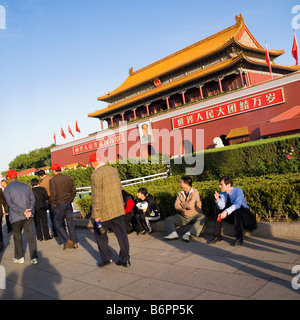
[32,188,41,200]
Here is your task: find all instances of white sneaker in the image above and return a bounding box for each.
[31,258,38,265]
[182,233,190,242]
[13,257,25,264]
[164,232,179,240]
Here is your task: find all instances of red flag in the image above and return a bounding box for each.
[75,120,81,133]
[53,131,56,144]
[265,42,273,78]
[292,31,299,65]
[68,124,74,137]
[61,127,66,139]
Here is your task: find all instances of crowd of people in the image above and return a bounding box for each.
[0,153,256,268]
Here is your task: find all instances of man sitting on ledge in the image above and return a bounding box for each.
[164,176,206,242]
[211,175,257,246]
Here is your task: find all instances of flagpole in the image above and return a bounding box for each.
[265,41,273,79]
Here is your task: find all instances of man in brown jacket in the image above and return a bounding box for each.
[37,169,62,237]
[90,153,130,267]
[49,163,78,250]
[164,176,206,242]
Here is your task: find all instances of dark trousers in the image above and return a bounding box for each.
[49,204,66,236]
[134,213,149,232]
[5,215,12,233]
[93,215,130,263]
[34,209,51,240]
[11,218,37,259]
[53,202,78,244]
[49,205,57,235]
[0,215,11,243]
[135,213,160,233]
[124,212,134,233]
[0,217,3,243]
[214,208,246,240]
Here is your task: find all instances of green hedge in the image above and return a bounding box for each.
[17,154,167,188]
[76,173,300,222]
[16,135,300,187]
[171,134,300,180]
[109,154,167,181]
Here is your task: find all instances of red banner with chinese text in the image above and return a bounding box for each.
[172,88,285,130]
[73,133,125,155]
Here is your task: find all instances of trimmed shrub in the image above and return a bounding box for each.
[125,173,300,222]
[171,134,300,180]
[76,173,300,222]
[76,196,92,219]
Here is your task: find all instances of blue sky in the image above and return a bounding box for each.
[0,0,299,172]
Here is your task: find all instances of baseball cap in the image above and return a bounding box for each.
[7,170,18,178]
[89,153,102,163]
[51,163,61,171]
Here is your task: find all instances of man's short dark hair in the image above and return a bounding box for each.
[137,187,148,196]
[36,170,46,177]
[181,176,193,187]
[219,176,233,186]
[31,178,39,187]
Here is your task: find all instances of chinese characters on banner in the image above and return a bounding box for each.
[172,88,285,130]
[73,133,125,155]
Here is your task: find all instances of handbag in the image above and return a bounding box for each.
[39,199,49,211]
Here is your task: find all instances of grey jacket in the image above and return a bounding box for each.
[4,180,35,224]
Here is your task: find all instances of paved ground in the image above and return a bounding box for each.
[1,222,300,301]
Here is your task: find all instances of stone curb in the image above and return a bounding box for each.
[74,215,300,240]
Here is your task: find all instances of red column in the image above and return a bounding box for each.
[166,97,170,109]
[245,72,250,87]
[110,117,114,127]
[181,91,186,105]
[100,120,104,130]
[199,85,203,99]
[133,108,137,120]
[121,113,125,122]
[239,70,245,87]
[218,78,223,93]
[146,104,150,115]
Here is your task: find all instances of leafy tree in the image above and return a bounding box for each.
[8,145,54,171]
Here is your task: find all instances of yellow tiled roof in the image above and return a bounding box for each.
[89,51,300,118]
[89,53,243,118]
[89,14,296,118]
[97,14,285,103]
[98,15,245,102]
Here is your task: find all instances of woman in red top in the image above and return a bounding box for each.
[122,190,135,234]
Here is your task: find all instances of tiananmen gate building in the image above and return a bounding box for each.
[51,14,300,167]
